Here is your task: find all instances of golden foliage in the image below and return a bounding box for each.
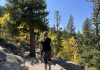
[58,36,81,63]
[17,22,26,29]
[68,36,76,46]
[0,13,10,25]
[67,36,80,63]
[16,32,28,42]
[16,22,29,42]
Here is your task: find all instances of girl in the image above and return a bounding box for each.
[40,31,52,70]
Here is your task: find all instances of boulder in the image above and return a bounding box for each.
[0,49,28,70]
[0,49,6,61]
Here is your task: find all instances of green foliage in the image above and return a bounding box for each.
[78,44,100,69]
[66,15,75,36]
[4,21,19,38]
[5,0,49,39]
[76,17,100,69]
[86,67,97,70]
[58,39,69,60]
[0,1,99,69]
[5,0,49,57]
[76,32,100,69]
[82,18,92,37]
[6,0,49,29]
[0,6,6,16]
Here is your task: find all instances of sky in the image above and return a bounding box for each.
[0,0,93,32]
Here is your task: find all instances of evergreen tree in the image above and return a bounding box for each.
[54,10,61,31]
[6,0,49,57]
[82,18,93,45]
[82,18,92,38]
[77,30,82,46]
[0,6,5,16]
[62,28,68,39]
[54,10,62,53]
[66,15,75,37]
[4,21,19,39]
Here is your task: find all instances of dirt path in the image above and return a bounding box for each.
[23,51,84,70]
[25,60,65,70]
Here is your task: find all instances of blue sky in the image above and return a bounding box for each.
[0,0,93,32]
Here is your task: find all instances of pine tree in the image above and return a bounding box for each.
[0,6,5,16]
[82,18,92,38]
[54,10,62,53]
[6,0,49,57]
[66,15,75,37]
[82,18,93,45]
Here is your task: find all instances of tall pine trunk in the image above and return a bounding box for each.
[29,24,36,57]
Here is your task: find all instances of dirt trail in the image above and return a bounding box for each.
[25,60,65,70]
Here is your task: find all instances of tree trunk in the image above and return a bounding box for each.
[29,24,36,57]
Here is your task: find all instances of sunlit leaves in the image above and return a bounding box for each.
[0,13,10,25]
[58,36,81,63]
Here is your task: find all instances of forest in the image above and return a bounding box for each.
[0,0,100,70]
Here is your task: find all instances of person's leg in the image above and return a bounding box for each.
[44,53,48,70]
[48,61,51,70]
[45,64,47,70]
[41,52,44,62]
[44,60,48,70]
[48,51,52,70]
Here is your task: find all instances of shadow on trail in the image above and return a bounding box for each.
[52,58,85,70]
[24,53,85,70]
[24,54,40,65]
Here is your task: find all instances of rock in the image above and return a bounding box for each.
[0,46,4,50]
[14,55,25,64]
[20,64,29,70]
[0,50,28,70]
[0,49,6,61]
[0,39,22,55]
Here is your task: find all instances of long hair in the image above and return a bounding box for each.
[42,31,48,41]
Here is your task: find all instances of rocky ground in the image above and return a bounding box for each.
[0,47,28,70]
[0,45,85,70]
[0,38,84,70]
[25,59,65,70]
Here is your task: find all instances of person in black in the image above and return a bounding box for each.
[40,31,52,70]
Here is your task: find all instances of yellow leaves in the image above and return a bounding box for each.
[0,13,10,37]
[68,36,76,46]
[67,37,77,52]
[71,52,81,63]
[66,36,80,63]
[16,32,28,42]
[68,47,75,52]
[59,36,81,64]
[0,13,10,25]
[67,36,77,52]
[61,39,68,48]
[17,22,26,29]
[3,13,10,20]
